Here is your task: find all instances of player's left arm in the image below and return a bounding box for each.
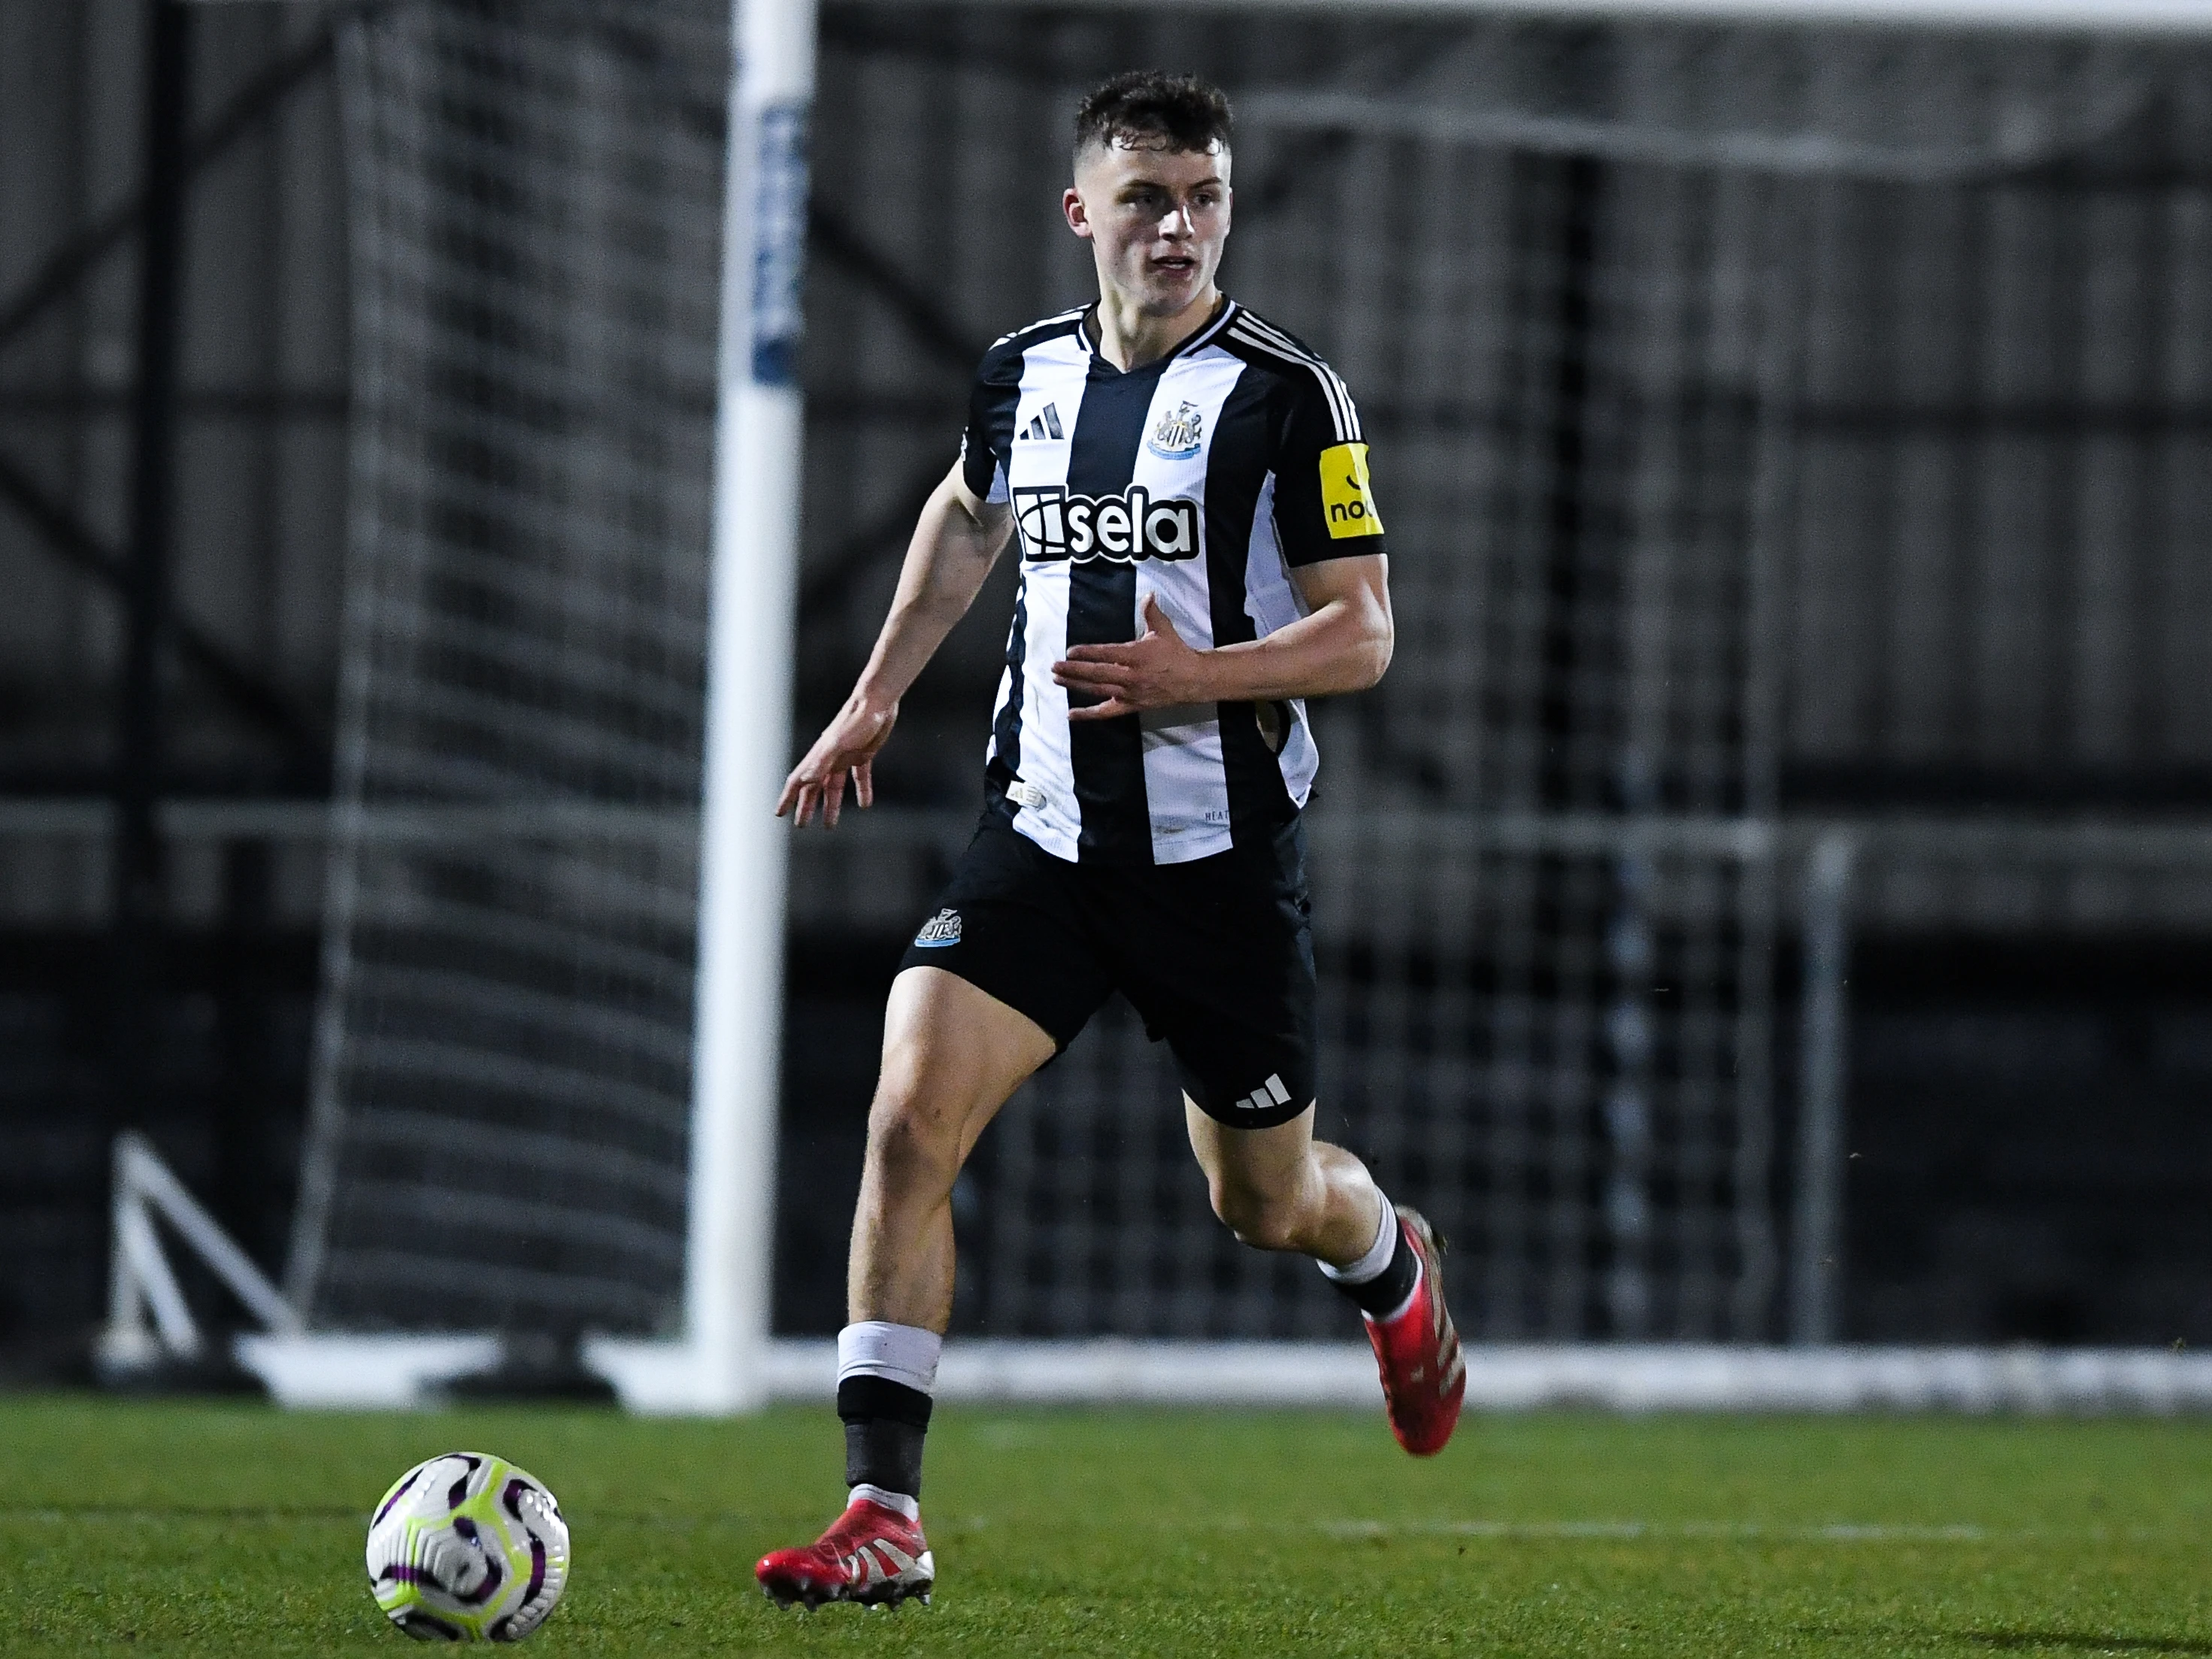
[1052,555,1392,719]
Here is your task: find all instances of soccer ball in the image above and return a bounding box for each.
[365,1452,571,1642]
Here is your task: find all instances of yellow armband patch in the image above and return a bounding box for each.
[1320,442,1384,539]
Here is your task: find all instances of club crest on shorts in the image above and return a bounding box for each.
[1146,399,1204,459]
[913,908,962,948]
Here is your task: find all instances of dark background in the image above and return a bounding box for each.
[4,1,2210,1372]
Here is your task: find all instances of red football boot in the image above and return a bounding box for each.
[756,1494,935,1609]
[1364,1205,1467,1456]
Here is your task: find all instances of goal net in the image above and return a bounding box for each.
[288,0,2212,1401]
[286,0,729,1339]
[798,8,2203,1354]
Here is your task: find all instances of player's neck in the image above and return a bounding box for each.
[1090,287,1223,372]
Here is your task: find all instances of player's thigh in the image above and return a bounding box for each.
[874,966,1057,1170]
[1185,1096,1320,1211]
[876,820,1114,1172]
[1114,823,1317,1132]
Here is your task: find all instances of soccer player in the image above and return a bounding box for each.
[756,71,1465,1611]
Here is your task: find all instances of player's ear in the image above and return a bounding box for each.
[1062,183,1092,241]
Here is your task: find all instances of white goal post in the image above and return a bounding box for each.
[581,0,817,1415]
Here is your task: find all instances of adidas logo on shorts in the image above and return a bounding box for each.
[1232,1074,1295,1115]
[913,908,962,948]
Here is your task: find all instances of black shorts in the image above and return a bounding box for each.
[897,818,1318,1129]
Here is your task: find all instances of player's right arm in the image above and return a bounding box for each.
[776,462,1013,828]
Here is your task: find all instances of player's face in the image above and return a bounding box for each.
[1065,140,1232,317]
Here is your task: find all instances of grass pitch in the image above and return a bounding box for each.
[5,1394,2209,1656]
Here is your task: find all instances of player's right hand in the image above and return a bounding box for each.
[777,694,899,828]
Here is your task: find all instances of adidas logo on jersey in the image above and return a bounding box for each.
[913,908,962,948]
[1012,484,1200,564]
[1017,403,1065,441]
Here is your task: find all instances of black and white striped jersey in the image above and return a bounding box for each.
[958,297,1387,866]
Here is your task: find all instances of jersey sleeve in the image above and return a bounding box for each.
[1268,366,1387,567]
[959,338,1023,505]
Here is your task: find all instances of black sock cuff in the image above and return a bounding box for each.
[838,1374,934,1429]
[1337,1221,1421,1317]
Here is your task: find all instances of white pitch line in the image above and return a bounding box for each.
[1320,1519,2013,1542]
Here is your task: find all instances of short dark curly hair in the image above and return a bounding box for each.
[1074,71,1232,161]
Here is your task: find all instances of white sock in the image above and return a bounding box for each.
[1317,1193,1398,1285]
[849,1482,920,1521]
[836,1321,943,1394]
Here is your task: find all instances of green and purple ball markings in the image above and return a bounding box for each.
[365,1452,571,1642]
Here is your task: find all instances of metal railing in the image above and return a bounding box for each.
[8,797,2211,1346]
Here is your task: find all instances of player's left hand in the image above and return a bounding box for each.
[1053,594,1209,720]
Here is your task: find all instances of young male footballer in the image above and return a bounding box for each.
[757,71,1465,1610]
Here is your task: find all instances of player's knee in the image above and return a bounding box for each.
[1207,1176,1308,1253]
[863,1090,962,1193]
